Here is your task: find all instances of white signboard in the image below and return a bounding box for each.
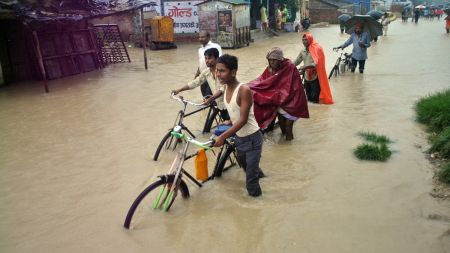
[165,1,202,33]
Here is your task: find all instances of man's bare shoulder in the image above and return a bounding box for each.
[238,84,252,96]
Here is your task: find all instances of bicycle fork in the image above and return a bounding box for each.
[153,142,189,211]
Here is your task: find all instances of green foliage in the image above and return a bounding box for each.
[429,127,450,159]
[416,89,450,133]
[415,89,450,186]
[438,163,450,185]
[354,143,392,162]
[358,131,392,145]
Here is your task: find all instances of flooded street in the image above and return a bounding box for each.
[1,20,450,252]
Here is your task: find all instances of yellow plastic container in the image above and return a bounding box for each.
[195,149,208,181]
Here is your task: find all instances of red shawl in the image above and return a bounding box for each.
[304,33,334,104]
[248,59,309,129]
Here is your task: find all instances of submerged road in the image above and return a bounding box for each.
[1,19,450,252]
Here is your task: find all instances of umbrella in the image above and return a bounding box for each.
[338,14,351,22]
[344,15,383,39]
[415,5,426,9]
[366,10,384,20]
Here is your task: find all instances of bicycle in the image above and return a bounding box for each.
[153,93,223,161]
[328,51,352,79]
[124,125,238,229]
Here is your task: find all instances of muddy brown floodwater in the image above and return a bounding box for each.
[1,20,450,253]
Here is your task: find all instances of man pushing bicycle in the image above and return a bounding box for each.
[211,54,265,198]
[172,48,230,121]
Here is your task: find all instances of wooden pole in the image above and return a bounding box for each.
[32,31,49,93]
[141,8,148,70]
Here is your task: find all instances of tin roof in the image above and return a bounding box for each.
[0,0,156,24]
[195,0,250,6]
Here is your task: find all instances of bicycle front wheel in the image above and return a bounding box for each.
[328,67,336,79]
[123,176,189,229]
[203,108,219,133]
[153,131,173,161]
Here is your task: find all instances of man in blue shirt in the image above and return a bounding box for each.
[333,23,371,74]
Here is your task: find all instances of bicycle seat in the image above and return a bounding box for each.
[214,124,232,136]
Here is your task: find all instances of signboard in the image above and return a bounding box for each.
[218,10,232,32]
[165,1,202,33]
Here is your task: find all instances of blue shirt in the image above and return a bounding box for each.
[340,32,371,61]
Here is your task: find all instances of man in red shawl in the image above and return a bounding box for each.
[295,33,333,104]
[248,47,309,141]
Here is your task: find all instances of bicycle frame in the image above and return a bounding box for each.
[170,94,210,138]
[153,126,214,210]
[329,51,351,79]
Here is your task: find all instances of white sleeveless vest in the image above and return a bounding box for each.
[224,83,260,137]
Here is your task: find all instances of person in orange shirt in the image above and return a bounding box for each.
[295,33,333,104]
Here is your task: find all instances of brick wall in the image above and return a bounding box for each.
[310,8,340,24]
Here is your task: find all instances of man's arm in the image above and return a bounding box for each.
[336,35,353,50]
[203,90,223,105]
[195,68,201,78]
[294,52,303,66]
[214,85,252,147]
[363,33,371,48]
[173,70,207,94]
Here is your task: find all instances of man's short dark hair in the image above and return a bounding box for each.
[204,48,219,59]
[217,54,238,71]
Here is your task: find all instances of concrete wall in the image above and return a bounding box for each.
[89,11,139,42]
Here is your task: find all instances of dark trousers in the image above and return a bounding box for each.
[304,78,320,103]
[219,109,230,121]
[235,131,264,197]
[351,58,366,72]
[200,81,213,97]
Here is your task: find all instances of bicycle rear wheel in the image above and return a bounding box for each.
[214,144,237,177]
[123,176,189,229]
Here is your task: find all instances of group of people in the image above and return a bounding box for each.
[401,7,450,32]
[171,14,377,196]
[260,4,310,33]
[172,30,336,198]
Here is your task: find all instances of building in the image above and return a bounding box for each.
[309,0,353,23]
[0,0,150,91]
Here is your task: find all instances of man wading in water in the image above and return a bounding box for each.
[213,54,265,197]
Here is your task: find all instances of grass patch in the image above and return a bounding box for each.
[358,131,392,145]
[415,89,450,185]
[429,127,450,159]
[438,163,450,185]
[416,89,450,133]
[354,143,392,162]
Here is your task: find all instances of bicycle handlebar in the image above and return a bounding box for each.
[170,92,206,107]
[171,125,214,149]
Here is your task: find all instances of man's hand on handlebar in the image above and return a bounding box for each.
[213,135,225,147]
[202,96,213,105]
[333,46,341,51]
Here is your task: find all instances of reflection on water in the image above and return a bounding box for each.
[1,21,450,253]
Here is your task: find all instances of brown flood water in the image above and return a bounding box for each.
[1,20,450,253]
